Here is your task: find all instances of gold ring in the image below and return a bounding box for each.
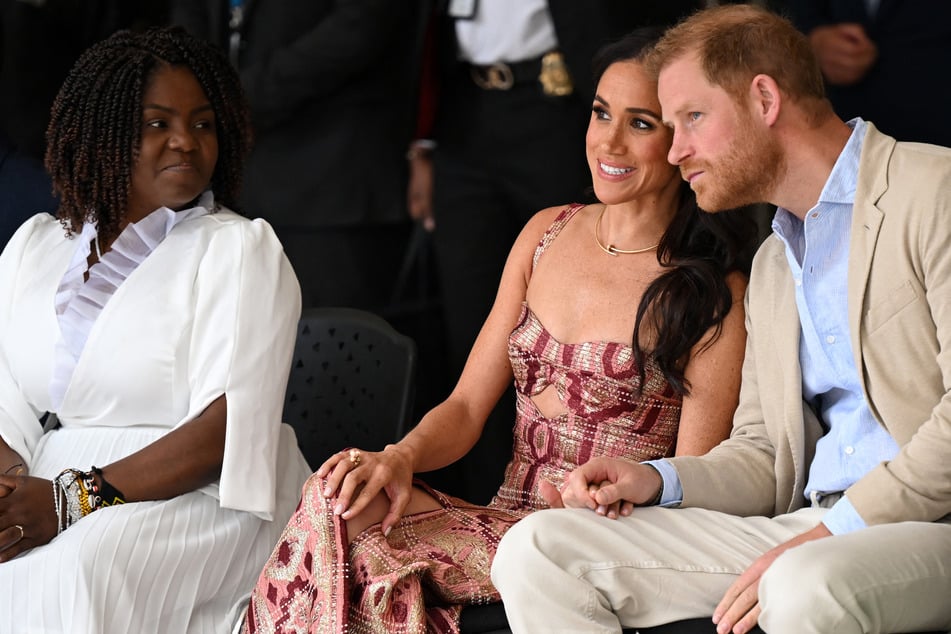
[13,524,23,543]
[348,449,361,466]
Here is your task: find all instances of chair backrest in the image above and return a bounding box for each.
[282,307,417,470]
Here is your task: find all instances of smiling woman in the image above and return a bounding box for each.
[0,27,310,633]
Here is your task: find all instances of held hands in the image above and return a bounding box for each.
[315,444,414,536]
[712,523,832,634]
[809,23,877,86]
[0,474,59,563]
[538,457,662,520]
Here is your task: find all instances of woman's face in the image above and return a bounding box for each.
[586,60,679,206]
[127,64,218,223]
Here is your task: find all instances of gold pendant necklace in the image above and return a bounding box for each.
[594,205,659,256]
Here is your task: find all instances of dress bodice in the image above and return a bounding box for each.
[489,205,683,511]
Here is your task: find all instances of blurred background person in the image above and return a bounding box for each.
[782,0,951,147]
[171,0,426,311]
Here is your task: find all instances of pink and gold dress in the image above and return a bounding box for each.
[245,204,683,633]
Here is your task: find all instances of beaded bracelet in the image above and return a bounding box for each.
[89,466,126,508]
[52,466,127,534]
[52,469,86,534]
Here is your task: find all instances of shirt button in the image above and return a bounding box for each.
[795,278,802,287]
[844,446,855,455]
[826,335,836,344]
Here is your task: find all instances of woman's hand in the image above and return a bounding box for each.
[315,444,415,535]
[0,475,59,563]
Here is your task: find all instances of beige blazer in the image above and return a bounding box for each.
[671,124,951,525]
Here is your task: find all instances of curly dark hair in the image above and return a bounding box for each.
[45,25,252,243]
[592,28,754,395]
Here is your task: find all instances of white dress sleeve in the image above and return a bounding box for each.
[0,215,56,463]
[185,215,301,519]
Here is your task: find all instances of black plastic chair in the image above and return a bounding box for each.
[282,307,417,469]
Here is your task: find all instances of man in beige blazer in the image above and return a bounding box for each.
[491,5,951,634]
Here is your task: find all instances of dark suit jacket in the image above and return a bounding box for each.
[786,0,951,147]
[171,0,424,228]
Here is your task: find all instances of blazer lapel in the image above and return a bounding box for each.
[847,124,891,385]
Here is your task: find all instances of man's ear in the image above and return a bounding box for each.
[749,74,782,126]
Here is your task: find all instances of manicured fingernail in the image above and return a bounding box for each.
[323,485,332,497]
[384,526,392,537]
[333,504,344,515]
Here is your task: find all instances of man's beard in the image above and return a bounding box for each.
[686,120,784,212]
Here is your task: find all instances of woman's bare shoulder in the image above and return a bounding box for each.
[518,203,587,244]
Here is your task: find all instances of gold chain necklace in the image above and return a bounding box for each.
[594,205,659,256]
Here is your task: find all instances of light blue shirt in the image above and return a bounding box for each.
[649,118,899,535]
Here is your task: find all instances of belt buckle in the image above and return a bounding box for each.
[470,62,514,90]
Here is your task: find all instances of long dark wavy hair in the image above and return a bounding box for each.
[45,26,252,244]
[592,28,754,395]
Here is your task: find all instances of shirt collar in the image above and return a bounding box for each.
[772,117,867,233]
[817,117,866,206]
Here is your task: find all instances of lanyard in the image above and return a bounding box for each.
[228,0,245,67]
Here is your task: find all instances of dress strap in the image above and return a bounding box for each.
[531,203,585,273]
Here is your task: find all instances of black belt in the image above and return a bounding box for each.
[466,56,544,90]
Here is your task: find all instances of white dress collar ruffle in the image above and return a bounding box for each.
[49,192,214,411]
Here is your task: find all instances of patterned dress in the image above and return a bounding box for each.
[245,204,683,633]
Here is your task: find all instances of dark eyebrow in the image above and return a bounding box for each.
[142,103,215,116]
[593,94,661,121]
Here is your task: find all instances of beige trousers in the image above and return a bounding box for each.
[491,506,951,634]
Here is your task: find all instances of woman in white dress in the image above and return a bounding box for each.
[0,27,310,633]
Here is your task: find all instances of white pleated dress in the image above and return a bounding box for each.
[0,193,311,633]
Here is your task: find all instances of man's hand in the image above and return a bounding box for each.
[538,457,662,518]
[809,23,877,85]
[713,523,832,633]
